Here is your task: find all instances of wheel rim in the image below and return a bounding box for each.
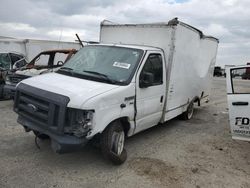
[111,131,125,155]
[187,102,194,119]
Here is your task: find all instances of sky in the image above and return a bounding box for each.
[0,0,250,67]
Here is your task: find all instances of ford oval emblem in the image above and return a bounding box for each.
[27,103,38,112]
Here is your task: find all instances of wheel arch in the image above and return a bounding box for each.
[102,116,132,137]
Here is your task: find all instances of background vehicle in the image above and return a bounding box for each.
[14,18,219,164]
[241,62,250,79]
[213,66,223,77]
[226,65,250,141]
[0,52,27,99]
[0,37,81,62]
[4,49,77,98]
[0,37,81,99]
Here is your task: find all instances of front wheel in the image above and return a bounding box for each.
[101,121,127,165]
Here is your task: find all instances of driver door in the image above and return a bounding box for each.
[227,66,250,141]
[135,51,166,134]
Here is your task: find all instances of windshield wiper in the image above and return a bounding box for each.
[59,67,73,71]
[57,67,74,75]
[83,70,118,84]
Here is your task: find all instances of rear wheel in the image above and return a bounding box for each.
[180,101,194,120]
[101,121,127,165]
[33,131,50,140]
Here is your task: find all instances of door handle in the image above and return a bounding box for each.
[232,102,249,106]
[160,96,163,103]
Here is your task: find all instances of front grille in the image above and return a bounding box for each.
[11,77,22,84]
[14,83,70,133]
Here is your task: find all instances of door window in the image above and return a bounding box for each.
[139,54,163,86]
[231,68,250,94]
[34,54,50,66]
[53,53,68,65]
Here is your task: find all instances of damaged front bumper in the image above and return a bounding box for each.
[18,116,89,153]
[14,83,90,153]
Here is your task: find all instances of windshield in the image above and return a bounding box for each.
[58,45,143,85]
[0,53,11,70]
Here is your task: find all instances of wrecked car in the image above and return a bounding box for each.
[4,49,77,98]
[0,52,27,99]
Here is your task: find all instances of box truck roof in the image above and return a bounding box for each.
[100,17,219,43]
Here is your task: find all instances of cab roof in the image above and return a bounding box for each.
[89,43,163,52]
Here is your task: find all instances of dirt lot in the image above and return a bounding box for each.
[0,78,249,188]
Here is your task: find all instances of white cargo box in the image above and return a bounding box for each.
[100,18,219,120]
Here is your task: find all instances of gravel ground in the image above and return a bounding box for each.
[0,77,249,188]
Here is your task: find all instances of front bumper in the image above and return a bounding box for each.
[18,116,89,153]
[14,83,89,153]
[3,84,16,98]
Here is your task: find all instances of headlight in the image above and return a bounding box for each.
[65,108,94,137]
[75,109,94,127]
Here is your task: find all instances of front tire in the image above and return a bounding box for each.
[101,121,127,165]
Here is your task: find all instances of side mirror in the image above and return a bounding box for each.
[139,72,154,88]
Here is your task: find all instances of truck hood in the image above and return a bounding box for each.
[21,73,120,108]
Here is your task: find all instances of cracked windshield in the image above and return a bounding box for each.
[61,46,143,84]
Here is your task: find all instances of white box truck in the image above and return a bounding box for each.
[14,18,219,164]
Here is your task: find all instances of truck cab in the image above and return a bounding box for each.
[14,44,166,163]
